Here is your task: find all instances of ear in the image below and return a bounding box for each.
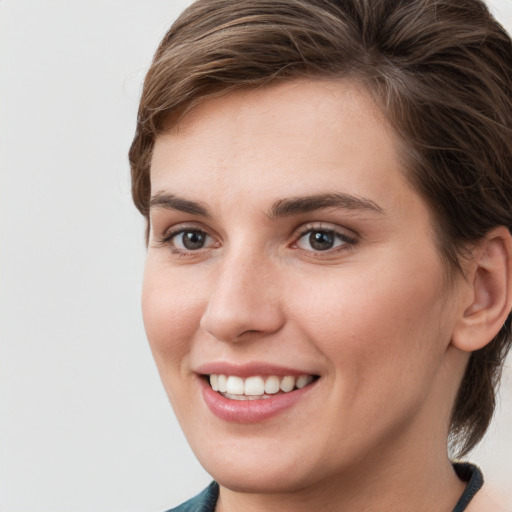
[451,226,512,352]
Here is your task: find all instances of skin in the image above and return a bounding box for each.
[143,79,473,511]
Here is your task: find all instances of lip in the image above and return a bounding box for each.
[197,363,319,423]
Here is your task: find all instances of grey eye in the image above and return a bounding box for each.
[173,230,210,250]
[296,229,348,252]
[308,231,335,251]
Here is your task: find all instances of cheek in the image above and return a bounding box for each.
[284,265,454,453]
[287,260,451,380]
[141,261,206,371]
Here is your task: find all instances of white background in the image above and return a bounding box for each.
[1,1,511,511]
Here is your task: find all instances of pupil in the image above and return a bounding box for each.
[183,231,205,250]
[309,230,334,251]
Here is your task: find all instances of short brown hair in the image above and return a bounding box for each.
[129,0,512,456]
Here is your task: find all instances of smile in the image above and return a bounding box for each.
[209,374,315,400]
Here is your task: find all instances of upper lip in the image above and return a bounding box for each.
[195,361,318,378]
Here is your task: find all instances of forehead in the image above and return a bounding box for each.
[150,79,408,201]
[164,79,384,138]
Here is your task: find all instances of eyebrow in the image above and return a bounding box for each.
[149,192,211,217]
[149,191,384,218]
[268,193,384,218]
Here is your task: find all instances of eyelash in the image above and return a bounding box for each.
[158,225,216,256]
[157,223,357,257]
[292,224,357,255]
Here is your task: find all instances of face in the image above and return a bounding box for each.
[143,80,464,494]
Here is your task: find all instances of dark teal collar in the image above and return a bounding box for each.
[452,463,484,512]
[166,481,218,512]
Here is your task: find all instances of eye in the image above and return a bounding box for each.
[295,228,354,252]
[167,229,214,251]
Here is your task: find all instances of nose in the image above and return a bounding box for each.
[199,250,285,343]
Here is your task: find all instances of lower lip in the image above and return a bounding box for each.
[200,378,317,423]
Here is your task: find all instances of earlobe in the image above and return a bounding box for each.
[451,226,512,352]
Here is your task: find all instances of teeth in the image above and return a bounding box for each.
[280,376,295,392]
[210,374,219,391]
[209,374,315,398]
[244,376,265,395]
[296,375,313,389]
[264,375,280,394]
[217,374,227,393]
[226,376,244,395]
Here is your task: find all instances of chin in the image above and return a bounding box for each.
[189,435,330,494]
[207,461,314,494]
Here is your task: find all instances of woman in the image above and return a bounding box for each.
[129,0,512,510]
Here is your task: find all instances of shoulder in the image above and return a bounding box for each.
[466,484,511,512]
[164,481,219,512]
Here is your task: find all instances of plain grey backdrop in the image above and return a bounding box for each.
[1,1,511,511]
